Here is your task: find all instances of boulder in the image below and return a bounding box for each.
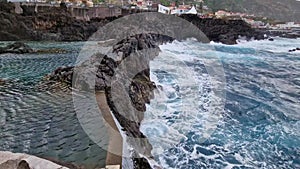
[289,48,300,52]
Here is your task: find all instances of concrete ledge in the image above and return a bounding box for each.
[102,165,121,169]
[0,151,69,169]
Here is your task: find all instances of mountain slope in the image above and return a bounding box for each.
[204,0,300,22]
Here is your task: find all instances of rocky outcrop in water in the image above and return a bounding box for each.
[43,33,173,168]
[0,42,70,55]
[288,47,300,52]
[0,42,33,54]
[180,14,265,44]
[266,30,300,39]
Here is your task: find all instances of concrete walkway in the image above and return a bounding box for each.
[96,91,123,169]
[0,151,68,169]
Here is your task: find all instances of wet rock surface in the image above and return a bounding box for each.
[180,14,265,44]
[266,30,300,39]
[0,42,33,54]
[43,33,173,168]
[288,47,300,52]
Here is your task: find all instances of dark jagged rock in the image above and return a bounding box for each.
[0,2,265,44]
[180,14,265,44]
[46,66,74,85]
[288,48,300,52]
[43,33,173,168]
[0,2,110,41]
[0,2,14,13]
[266,30,300,39]
[0,42,33,54]
[35,48,68,54]
[133,157,152,169]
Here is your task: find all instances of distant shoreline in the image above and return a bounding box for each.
[0,2,268,45]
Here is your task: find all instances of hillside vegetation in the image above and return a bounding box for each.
[204,0,300,22]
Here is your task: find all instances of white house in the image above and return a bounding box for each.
[186,6,197,14]
[158,4,171,14]
[7,0,30,2]
[158,4,197,15]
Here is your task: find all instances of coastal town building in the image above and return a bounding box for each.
[273,22,300,30]
[7,0,31,2]
[215,10,252,19]
[87,5,122,18]
[158,4,197,15]
[243,18,266,28]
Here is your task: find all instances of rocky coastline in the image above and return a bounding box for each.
[42,33,173,169]
[0,2,114,41]
[0,42,69,54]
[0,2,269,45]
[0,42,33,54]
[2,2,299,169]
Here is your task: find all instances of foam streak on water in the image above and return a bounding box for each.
[141,38,300,169]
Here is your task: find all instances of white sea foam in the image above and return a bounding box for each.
[140,38,300,168]
[140,40,226,168]
[235,37,300,53]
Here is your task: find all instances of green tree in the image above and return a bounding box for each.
[160,0,170,6]
[93,0,105,4]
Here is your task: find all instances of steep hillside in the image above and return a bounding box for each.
[204,0,300,22]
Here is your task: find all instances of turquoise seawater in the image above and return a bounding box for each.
[0,42,107,168]
[1,38,300,169]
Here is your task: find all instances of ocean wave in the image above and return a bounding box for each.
[141,39,300,168]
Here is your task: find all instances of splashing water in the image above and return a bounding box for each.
[141,38,300,168]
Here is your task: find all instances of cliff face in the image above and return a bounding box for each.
[180,14,265,44]
[0,2,265,44]
[43,33,174,168]
[0,2,112,41]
